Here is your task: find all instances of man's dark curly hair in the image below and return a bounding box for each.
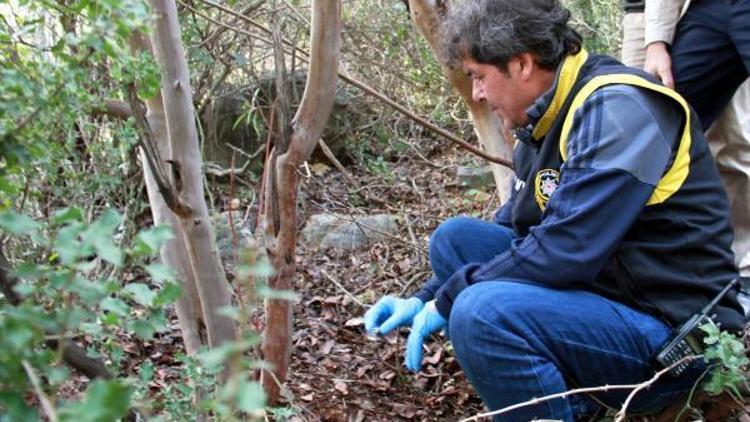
[443,0,582,72]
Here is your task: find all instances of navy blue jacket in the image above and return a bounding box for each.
[416,50,746,331]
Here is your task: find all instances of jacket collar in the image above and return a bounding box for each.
[527,48,589,141]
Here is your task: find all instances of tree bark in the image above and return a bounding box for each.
[127,33,206,356]
[147,0,236,348]
[260,0,341,404]
[407,0,515,201]
[141,94,206,355]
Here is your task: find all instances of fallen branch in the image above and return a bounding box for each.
[321,268,365,307]
[318,139,356,186]
[316,139,388,206]
[461,356,700,422]
[616,356,703,422]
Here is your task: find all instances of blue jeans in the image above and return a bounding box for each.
[429,217,705,421]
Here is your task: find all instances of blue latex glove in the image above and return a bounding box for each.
[405,301,447,372]
[363,296,424,335]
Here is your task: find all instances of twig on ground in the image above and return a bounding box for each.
[398,270,431,297]
[402,210,422,266]
[615,355,702,422]
[22,360,59,422]
[461,355,700,422]
[316,139,388,206]
[400,137,443,169]
[317,138,357,186]
[320,268,365,307]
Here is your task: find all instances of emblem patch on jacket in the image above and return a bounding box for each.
[534,169,560,211]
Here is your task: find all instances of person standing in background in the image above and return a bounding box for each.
[622,0,750,280]
[620,0,647,67]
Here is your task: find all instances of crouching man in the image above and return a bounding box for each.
[362,0,746,420]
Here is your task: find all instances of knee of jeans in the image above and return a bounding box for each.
[428,216,477,262]
[448,284,500,355]
[448,282,541,349]
[448,286,482,361]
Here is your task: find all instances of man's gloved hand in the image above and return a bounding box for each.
[405,300,447,372]
[364,296,424,335]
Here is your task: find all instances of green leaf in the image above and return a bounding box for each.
[153,282,181,307]
[0,391,37,421]
[81,209,123,266]
[101,297,129,317]
[123,283,156,307]
[80,323,103,336]
[132,225,173,256]
[198,339,257,370]
[216,305,240,320]
[237,256,275,279]
[0,211,38,236]
[45,366,70,386]
[60,379,133,422]
[5,323,35,350]
[55,222,88,264]
[139,360,154,383]
[130,319,157,339]
[145,263,176,283]
[53,207,84,225]
[235,379,266,413]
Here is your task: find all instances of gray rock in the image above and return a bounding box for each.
[212,210,256,270]
[457,165,495,189]
[302,213,400,250]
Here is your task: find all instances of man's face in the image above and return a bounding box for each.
[462,56,533,131]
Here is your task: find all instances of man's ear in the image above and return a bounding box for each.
[517,53,537,81]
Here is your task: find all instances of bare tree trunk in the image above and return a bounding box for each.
[127,33,206,355]
[408,0,515,201]
[141,94,206,355]
[260,0,341,404]
[147,0,236,348]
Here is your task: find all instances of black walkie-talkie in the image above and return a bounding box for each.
[655,278,740,377]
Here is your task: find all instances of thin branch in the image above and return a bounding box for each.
[615,355,703,422]
[204,160,251,177]
[225,142,266,161]
[124,83,192,218]
[90,99,133,120]
[22,360,59,422]
[315,138,387,205]
[461,356,700,422]
[320,268,364,307]
[317,139,355,185]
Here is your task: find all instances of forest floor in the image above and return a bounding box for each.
[55,135,750,421]
[284,141,497,421]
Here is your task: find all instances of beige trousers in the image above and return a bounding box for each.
[707,82,750,275]
[621,12,647,69]
[621,12,750,276]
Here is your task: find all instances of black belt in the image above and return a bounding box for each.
[622,0,645,13]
